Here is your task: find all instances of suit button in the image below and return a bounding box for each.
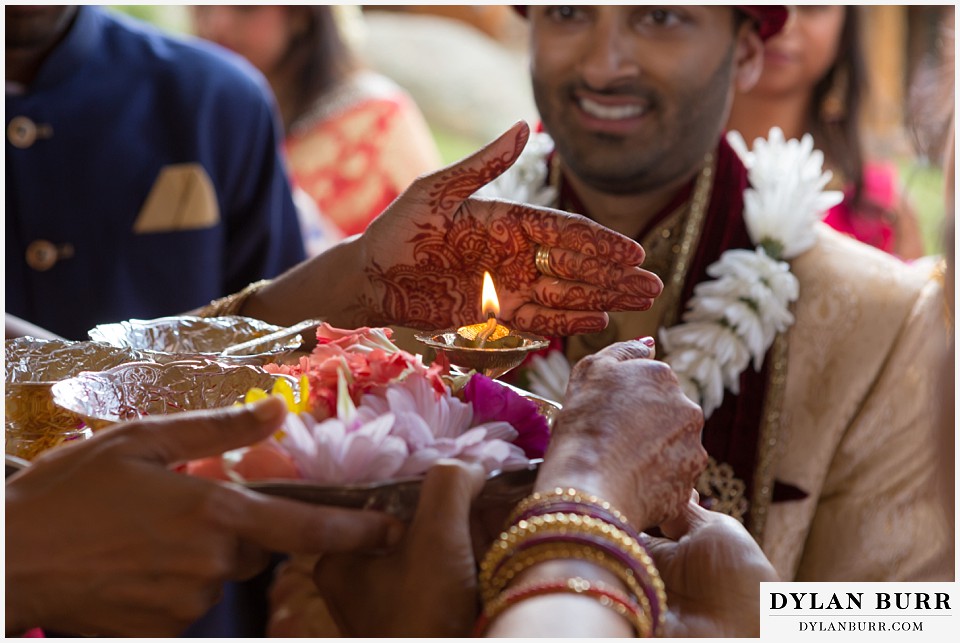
[8,116,37,148]
[8,116,53,149]
[26,240,74,271]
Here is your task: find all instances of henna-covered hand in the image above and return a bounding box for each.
[534,339,707,528]
[352,121,662,335]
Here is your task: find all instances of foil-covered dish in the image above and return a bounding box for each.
[88,315,303,365]
[4,337,148,460]
[50,359,298,431]
[5,336,147,384]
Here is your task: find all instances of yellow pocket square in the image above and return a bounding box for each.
[133,163,220,233]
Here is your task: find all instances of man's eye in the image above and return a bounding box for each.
[641,9,682,27]
[546,6,585,22]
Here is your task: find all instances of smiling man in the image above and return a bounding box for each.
[490,5,951,582]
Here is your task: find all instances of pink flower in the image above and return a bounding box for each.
[244,325,546,485]
[278,412,408,484]
[264,324,447,420]
[357,373,528,477]
[463,374,550,458]
[187,442,300,481]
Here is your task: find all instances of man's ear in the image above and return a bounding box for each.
[733,26,764,93]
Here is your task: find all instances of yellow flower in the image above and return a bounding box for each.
[243,377,312,439]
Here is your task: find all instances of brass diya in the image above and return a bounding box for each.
[414,328,550,379]
[415,272,551,379]
[4,337,147,461]
[50,358,298,431]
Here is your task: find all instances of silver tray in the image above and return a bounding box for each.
[4,452,538,520]
[244,459,541,520]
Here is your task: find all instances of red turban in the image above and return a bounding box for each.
[513,6,789,41]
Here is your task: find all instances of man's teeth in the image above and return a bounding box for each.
[579,97,645,120]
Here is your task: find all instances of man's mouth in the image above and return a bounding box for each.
[577,96,648,121]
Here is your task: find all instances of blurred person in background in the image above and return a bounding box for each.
[193,5,442,254]
[727,5,926,260]
[5,5,304,341]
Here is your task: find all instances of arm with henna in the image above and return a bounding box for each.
[241,121,662,336]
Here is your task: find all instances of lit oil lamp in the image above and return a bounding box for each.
[453,271,522,349]
[415,271,549,379]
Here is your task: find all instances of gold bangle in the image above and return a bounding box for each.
[507,487,633,530]
[194,279,272,318]
[478,512,667,635]
[481,513,646,594]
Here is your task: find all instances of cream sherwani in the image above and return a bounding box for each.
[762,223,951,581]
[560,220,951,582]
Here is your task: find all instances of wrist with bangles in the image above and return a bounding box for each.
[194,279,272,318]
[477,487,667,637]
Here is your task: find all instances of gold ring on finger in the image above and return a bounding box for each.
[535,245,556,278]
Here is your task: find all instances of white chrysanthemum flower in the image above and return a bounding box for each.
[476,132,558,207]
[684,248,799,366]
[525,350,571,403]
[660,322,749,394]
[661,345,725,417]
[661,126,832,417]
[727,127,843,259]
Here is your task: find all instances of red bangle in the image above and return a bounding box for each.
[473,576,648,637]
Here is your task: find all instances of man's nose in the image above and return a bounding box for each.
[578,19,641,88]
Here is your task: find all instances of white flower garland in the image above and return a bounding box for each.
[476,131,558,207]
[480,128,843,417]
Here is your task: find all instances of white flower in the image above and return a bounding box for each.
[659,129,832,416]
[272,371,531,484]
[661,345,725,417]
[356,373,476,443]
[476,132,558,207]
[660,322,749,395]
[525,350,572,403]
[685,248,799,366]
[727,127,843,259]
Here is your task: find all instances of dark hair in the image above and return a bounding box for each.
[906,10,954,167]
[807,6,866,208]
[279,6,357,131]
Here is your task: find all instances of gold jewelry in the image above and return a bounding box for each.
[507,487,633,530]
[480,513,659,600]
[657,152,714,329]
[485,542,655,638]
[535,245,557,278]
[194,279,272,318]
[820,63,849,124]
[478,512,667,636]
